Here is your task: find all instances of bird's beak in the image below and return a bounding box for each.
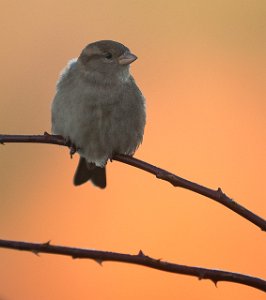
[118,51,138,65]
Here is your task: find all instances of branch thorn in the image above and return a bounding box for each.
[211,279,218,287]
[94,259,104,266]
[32,250,40,256]
[42,240,51,247]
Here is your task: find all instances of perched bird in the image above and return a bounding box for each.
[51,40,146,188]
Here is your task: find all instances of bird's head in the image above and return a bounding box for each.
[78,40,137,81]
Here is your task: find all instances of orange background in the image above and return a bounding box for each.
[0,1,265,299]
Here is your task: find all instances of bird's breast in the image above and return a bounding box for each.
[52,78,145,164]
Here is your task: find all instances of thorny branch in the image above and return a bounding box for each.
[0,133,265,231]
[0,239,265,292]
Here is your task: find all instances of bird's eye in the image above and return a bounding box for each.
[105,53,113,60]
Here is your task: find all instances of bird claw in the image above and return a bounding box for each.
[109,152,116,162]
[69,144,78,158]
[65,139,78,158]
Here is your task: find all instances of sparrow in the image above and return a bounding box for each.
[51,40,146,188]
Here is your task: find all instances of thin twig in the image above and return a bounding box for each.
[0,133,265,231]
[0,238,265,292]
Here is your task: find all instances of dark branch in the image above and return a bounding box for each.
[0,238,265,292]
[1,133,265,231]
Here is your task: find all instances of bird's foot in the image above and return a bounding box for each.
[65,139,79,159]
[69,145,77,158]
[109,152,117,162]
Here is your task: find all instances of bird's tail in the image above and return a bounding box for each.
[73,157,106,188]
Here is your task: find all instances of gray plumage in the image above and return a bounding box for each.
[51,40,146,188]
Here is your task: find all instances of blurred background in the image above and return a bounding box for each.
[0,0,265,299]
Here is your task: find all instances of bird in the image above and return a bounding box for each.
[51,40,146,188]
